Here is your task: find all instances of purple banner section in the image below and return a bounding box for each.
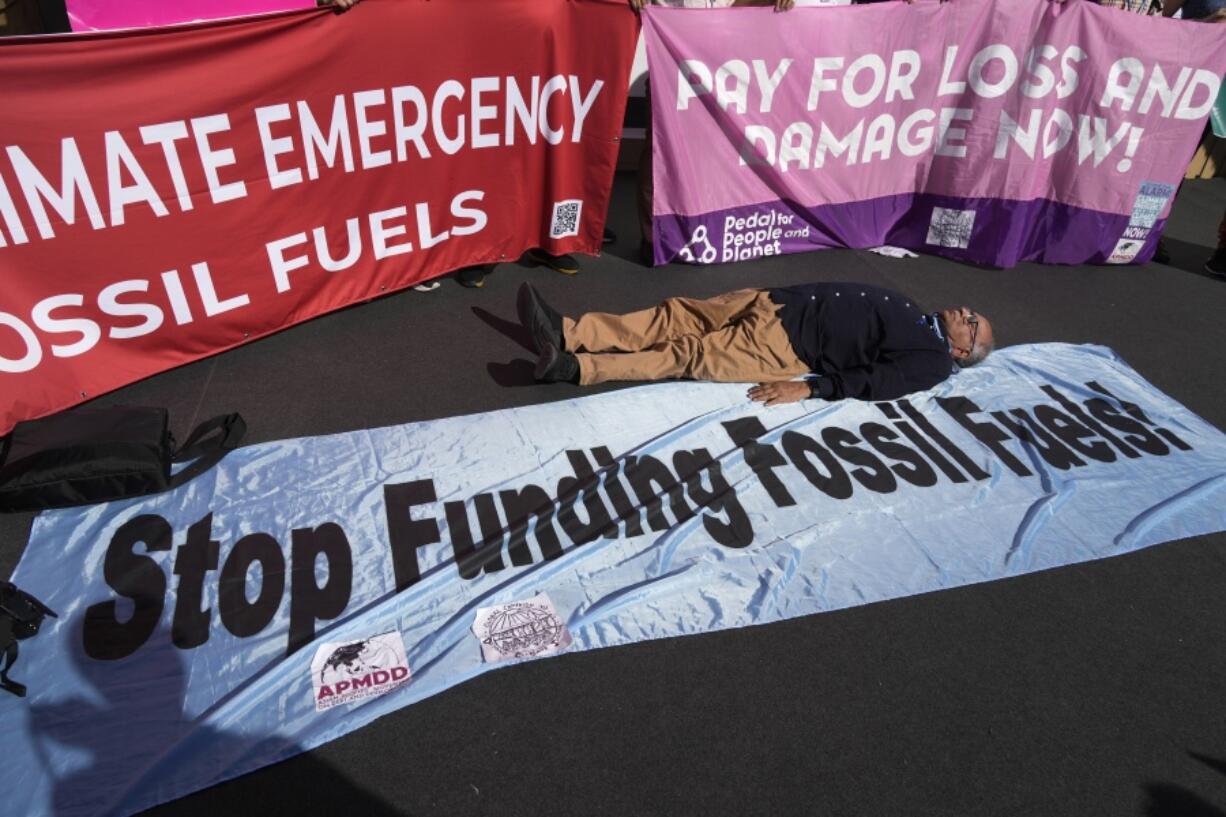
[654,193,1164,267]
[644,0,1226,268]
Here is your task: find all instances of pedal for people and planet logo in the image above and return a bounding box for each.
[679,208,811,264]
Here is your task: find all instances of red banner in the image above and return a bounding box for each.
[0,0,638,434]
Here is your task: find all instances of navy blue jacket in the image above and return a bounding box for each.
[767,283,954,401]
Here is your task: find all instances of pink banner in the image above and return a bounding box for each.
[67,0,315,32]
[644,0,1226,267]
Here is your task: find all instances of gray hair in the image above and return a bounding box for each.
[957,333,994,368]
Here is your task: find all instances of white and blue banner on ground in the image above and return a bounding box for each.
[4,343,1226,816]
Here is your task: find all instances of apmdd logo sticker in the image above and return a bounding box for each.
[310,631,411,712]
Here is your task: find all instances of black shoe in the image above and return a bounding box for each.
[1153,238,1170,265]
[517,283,564,353]
[526,248,580,275]
[1,674,27,697]
[603,227,616,245]
[457,265,489,288]
[534,341,579,384]
[1207,247,1226,277]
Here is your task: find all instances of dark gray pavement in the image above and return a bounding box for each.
[3,175,1225,817]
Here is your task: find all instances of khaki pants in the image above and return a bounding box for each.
[562,289,810,386]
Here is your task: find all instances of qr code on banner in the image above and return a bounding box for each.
[926,208,976,249]
[550,199,583,238]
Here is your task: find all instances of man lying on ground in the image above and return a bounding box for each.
[518,282,994,405]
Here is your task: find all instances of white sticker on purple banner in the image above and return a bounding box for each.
[1128,182,1176,230]
[926,208,976,249]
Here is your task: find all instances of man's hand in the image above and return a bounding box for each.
[331,0,360,10]
[630,0,648,9]
[748,381,810,406]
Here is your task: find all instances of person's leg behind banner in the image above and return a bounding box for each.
[564,288,763,354]
[574,290,809,385]
[637,78,655,265]
[457,264,496,288]
[1208,208,1226,275]
[526,248,582,275]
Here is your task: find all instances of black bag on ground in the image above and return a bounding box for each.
[0,580,57,697]
[0,407,245,512]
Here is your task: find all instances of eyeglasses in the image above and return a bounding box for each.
[964,309,979,354]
